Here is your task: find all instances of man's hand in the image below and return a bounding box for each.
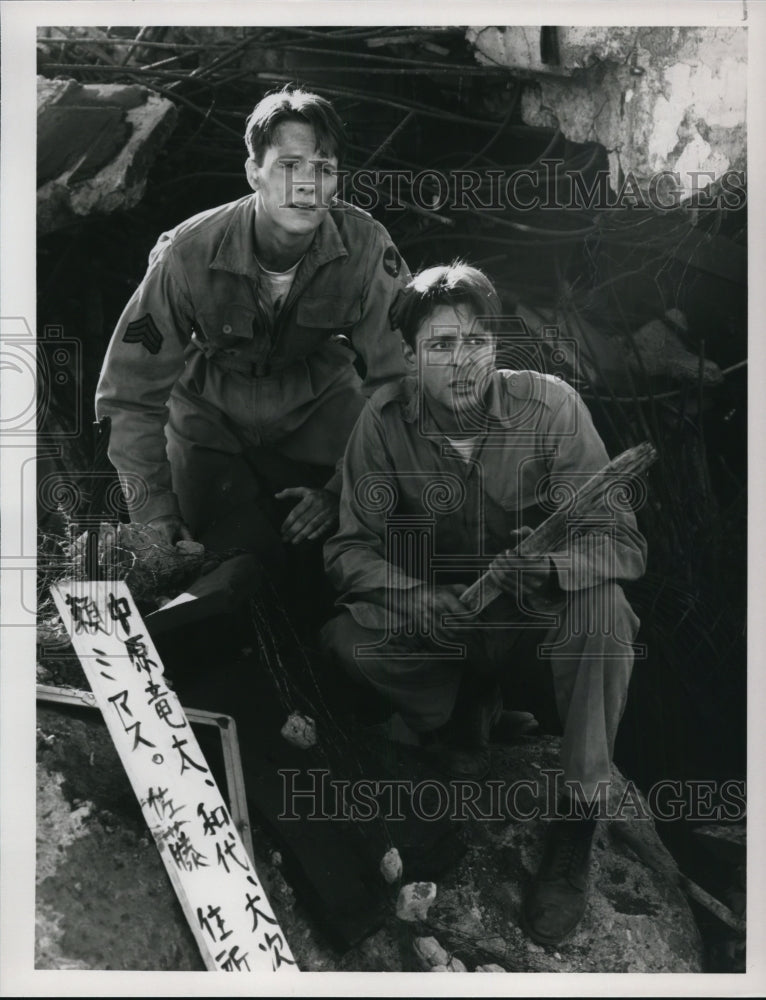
[394,583,466,636]
[276,487,339,545]
[146,515,194,547]
[491,526,564,612]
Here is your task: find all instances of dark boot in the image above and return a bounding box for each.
[523,816,597,945]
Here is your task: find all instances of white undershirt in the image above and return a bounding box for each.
[256,256,302,315]
[445,436,479,462]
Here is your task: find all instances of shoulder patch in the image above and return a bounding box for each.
[122,315,163,355]
[383,245,402,278]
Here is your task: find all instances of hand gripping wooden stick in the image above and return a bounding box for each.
[459,442,658,612]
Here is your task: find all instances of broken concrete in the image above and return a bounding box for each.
[37,75,177,234]
[466,27,746,201]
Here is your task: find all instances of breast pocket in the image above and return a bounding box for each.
[286,295,361,359]
[296,296,361,333]
[195,304,266,350]
[494,451,542,512]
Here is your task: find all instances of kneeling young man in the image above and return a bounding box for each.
[321,263,647,945]
[96,87,408,584]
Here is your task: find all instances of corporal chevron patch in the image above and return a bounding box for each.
[122,314,163,354]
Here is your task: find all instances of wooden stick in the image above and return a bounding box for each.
[679,874,746,934]
[460,442,657,611]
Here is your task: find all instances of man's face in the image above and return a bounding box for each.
[411,303,497,418]
[245,120,338,238]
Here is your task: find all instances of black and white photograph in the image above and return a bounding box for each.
[1,1,763,993]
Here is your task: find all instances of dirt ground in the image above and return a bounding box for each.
[36,699,708,974]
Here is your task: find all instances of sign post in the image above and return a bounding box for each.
[50,578,295,973]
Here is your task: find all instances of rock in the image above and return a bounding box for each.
[396,882,437,922]
[35,711,705,973]
[515,299,721,395]
[414,949,466,971]
[35,710,202,970]
[380,847,403,884]
[280,712,317,750]
[37,75,177,234]
[174,540,206,557]
[413,936,449,969]
[36,662,54,683]
[513,299,620,389]
[415,738,704,973]
[118,521,202,598]
[628,316,722,386]
[64,521,206,603]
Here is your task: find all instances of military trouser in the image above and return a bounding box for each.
[165,350,366,570]
[321,583,640,796]
[163,351,366,629]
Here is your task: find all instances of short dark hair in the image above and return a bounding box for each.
[395,262,502,349]
[244,86,347,165]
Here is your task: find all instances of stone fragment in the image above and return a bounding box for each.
[280,712,317,750]
[629,316,723,385]
[175,540,206,557]
[413,936,449,969]
[396,881,437,922]
[476,963,507,972]
[380,847,403,884]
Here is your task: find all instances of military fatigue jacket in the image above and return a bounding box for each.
[96,195,409,522]
[324,371,648,629]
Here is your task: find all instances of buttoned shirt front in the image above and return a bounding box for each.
[324,371,648,629]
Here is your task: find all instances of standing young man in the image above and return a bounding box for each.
[321,263,647,945]
[96,87,409,578]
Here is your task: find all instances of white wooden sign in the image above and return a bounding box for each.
[50,578,295,973]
